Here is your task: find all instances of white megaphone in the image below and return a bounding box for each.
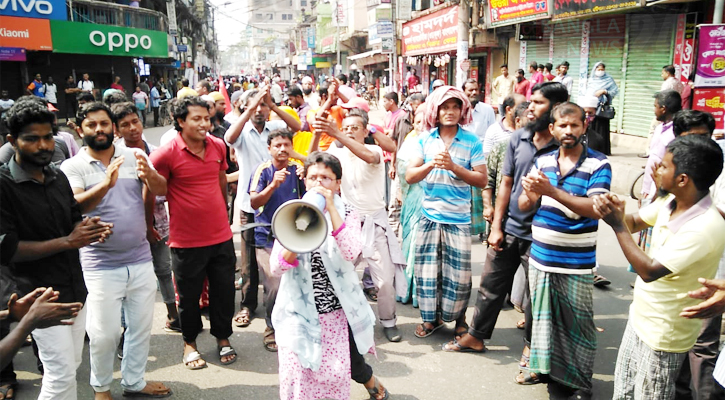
[271,191,329,253]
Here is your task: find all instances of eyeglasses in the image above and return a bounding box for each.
[306,176,334,185]
[342,125,364,132]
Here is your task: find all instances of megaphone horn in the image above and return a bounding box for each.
[271,192,330,254]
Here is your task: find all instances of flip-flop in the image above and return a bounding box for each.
[218,345,237,365]
[593,275,611,288]
[453,324,469,340]
[263,328,277,352]
[442,339,486,353]
[414,321,444,338]
[519,353,530,370]
[182,350,207,370]
[516,318,525,330]
[234,307,251,328]
[122,387,173,398]
[515,371,543,385]
[0,383,17,400]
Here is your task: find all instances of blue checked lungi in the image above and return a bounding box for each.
[529,266,596,392]
[414,216,472,323]
[470,186,486,236]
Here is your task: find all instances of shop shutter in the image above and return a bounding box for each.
[588,15,626,131]
[525,25,550,76]
[621,14,677,137]
[551,20,582,103]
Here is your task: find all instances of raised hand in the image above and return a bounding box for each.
[105,156,125,189]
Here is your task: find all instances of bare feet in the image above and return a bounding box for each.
[94,390,113,400]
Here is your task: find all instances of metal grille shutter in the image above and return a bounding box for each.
[525,28,550,77]
[588,15,626,131]
[621,14,677,137]
[551,21,582,103]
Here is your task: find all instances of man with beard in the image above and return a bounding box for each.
[248,130,304,351]
[405,86,487,341]
[150,96,237,370]
[0,96,113,400]
[444,83,567,366]
[224,87,302,329]
[61,102,171,399]
[301,76,320,108]
[516,103,611,395]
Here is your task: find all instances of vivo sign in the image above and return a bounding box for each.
[0,0,67,20]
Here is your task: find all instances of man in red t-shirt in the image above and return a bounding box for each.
[150,96,237,370]
[514,69,531,99]
[407,69,420,93]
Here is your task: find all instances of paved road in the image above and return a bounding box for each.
[9,123,642,399]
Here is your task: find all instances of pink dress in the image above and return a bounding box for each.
[271,208,363,400]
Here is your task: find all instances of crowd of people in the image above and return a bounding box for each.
[0,60,723,400]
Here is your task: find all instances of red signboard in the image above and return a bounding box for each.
[673,13,697,85]
[693,88,725,129]
[401,6,457,56]
[488,0,548,27]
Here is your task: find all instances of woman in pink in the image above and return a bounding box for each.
[271,152,390,400]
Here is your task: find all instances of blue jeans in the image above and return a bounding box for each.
[84,260,156,393]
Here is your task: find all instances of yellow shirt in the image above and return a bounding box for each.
[631,194,725,353]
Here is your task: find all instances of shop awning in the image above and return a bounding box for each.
[349,49,382,61]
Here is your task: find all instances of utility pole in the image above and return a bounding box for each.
[390,0,397,94]
[455,0,469,88]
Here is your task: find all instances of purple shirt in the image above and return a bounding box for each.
[643,121,674,198]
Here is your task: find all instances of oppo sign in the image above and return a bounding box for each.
[89,30,153,53]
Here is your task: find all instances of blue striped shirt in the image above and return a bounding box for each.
[529,147,611,274]
[411,126,486,225]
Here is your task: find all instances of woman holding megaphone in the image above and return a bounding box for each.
[270,151,390,400]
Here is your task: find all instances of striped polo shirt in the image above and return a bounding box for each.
[412,126,486,225]
[529,147,611,274]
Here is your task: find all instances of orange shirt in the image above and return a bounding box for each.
[307,105,344,151]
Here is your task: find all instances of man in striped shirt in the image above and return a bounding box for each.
[518,102,611,397]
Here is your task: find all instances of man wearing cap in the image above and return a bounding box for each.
[225,91,244,125]
[301,76,320,108]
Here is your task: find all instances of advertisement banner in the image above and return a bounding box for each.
[0,0,66,20]
[692,88,725,129]
[50,20,170,58]
[307,27,315,49]
[552,0,641,21]
[0,46,25,61]
[166,0,178,35]
[0,15,52,50]
[487,0,548,28]
[672,13,696,85]
[397,0,412,21]
[695,25,725,88]
[401,5,457,56]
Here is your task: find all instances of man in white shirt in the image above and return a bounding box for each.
[553,61,574,99]
[43,77,59,109]
[77,73,95,93]
[462,79,496,143]
[311,108,406,343]
[301,76,320,109]
[661,65,684,95]
[491,65,516,114]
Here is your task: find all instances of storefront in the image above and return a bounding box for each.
[401,5,458,92]
[0,15,54,98]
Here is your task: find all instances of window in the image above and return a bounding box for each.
[254,13,263,21]
[266,13,273,20]
[301,0,307,6]
[281,13,293,20]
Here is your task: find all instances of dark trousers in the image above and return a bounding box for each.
[65,99,77,120]
[675,314,724,400]
[239,212,259,311]
[171,239,236,343]
[468,234,533,345]
[349,324,373,384]
[152,107,160,126]
[0,319,17,385]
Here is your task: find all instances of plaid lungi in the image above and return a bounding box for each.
[470,186,486,236]
[529,266,596,391]
[613,321,687,400]
[414,216,472,323]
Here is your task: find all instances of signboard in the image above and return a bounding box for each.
[381,37,394,54]
[578,20,590,99]
[552,0,642,21]
[332,0,347,27]
[695,25,725,88]
[0,16,52,50]
[487,0,549,28]
[673,13,697,85]
[0,0,66,20]
[50,20,171,58]
[692,88,725,129]
[166,0,177,35]
[0,46,25,60]
[307,27,315,48]
[176,44,187,52]
[401,5,457,56]
[367,5,391,26]
[369,21,393,44]
[397,0,412,21]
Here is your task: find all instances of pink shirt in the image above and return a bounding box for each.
[643,121,674,198]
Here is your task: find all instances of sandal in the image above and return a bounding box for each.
[516,318,525,330]
[218,345,237,365]
[234,307,252,328]
[0,383,16,400]
[454,323,469,340]
[366,376,389,400]
[263,327,277,352]
[122,381,172,398]
[593,274,611,288]
[363,288,378,302]
[182,350,207,370]
[519,353,530,370]
[515,371,543,385]
[442,339,486,353]
[414,320,444,338]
